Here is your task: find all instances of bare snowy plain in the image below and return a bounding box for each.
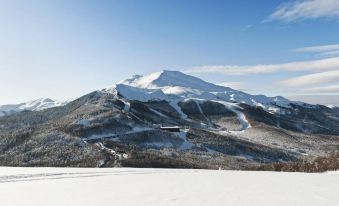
[0,167,338,206]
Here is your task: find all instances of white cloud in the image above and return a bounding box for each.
[184,49,339,95]
[281,70,339,86]
[266,0,339,22]
[294,44,339,53]
[320,50,339,57]
[185,57,339,75]
[293,44,339,57]
[302,85,339,93]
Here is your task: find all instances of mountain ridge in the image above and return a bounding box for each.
[109,70,299,112]
[0,70,322,116]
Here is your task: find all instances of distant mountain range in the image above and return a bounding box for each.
[0,98,69,117]
[0,70,338,169]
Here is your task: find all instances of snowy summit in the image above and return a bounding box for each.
[107,70,292,111]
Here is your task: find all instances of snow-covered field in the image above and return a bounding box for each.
[0,167,338,206]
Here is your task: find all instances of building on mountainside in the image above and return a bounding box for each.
[160,126,180,132]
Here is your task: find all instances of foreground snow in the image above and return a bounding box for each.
[0,167,338,206]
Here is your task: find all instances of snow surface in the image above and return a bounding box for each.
[0,167,338,206]
[149,108,169,118]
[214,100,251,130]
[328,105,337,109]
[75,119,91,127]
[169,100,188,119]
[177,129,194,150]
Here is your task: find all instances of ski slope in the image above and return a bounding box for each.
[0,167,338,206]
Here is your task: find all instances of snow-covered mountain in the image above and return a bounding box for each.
[101,70,339,135]
[1,70,339,169]
[106,70,292,112]
[0,98,68,117]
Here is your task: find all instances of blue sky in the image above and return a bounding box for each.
[1,0,339,104]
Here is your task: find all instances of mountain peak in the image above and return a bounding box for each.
[111,70,294,111]
[159,69,184,76]
[119,70,226,92]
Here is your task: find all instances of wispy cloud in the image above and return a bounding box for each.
[185,57,339,75]
[302,85,339,93]
[281,70,339,86]
[293,44,339,57]
[185,45,339,95]
[294,44,339,53]
[242,24,253,31]
[320,50,339,57]
[266,0,339,22]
